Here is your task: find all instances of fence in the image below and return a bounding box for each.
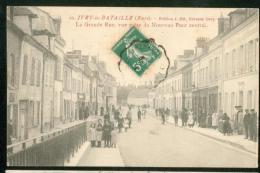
[7,121,87,166]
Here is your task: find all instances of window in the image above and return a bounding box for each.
[240,45,245,73]
[206,67,208,84]
[231,92,235,115]
[55,61,61,80]
[49,63,52,86]
[239,91,243,107]
[36,60,41,86]
[22,55,28,85]
[29,101,34,128]
[35,101,40,125]
[209,59,213,81]
[30,58,35,85]
[224,53,228,78]
[64,70,68,90]
[247,90,252,109]
[10,54,15,86]
[248,40,254,72]
[215,57,219,79]
[232,49,236,75]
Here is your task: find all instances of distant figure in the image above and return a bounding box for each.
[206,112,212,128]
[103,120,113,147]
[137,107,142,122]
[100,107,104,116]
[84,106,89,120]
[142,108,146,119]
[212,111,218,129]
[181,108,188,127]
[222,113,232,136]
[187,110,194,128]
[104,113,110,121]
[124,118,129,132]
[118,114,124,132]
[161,108,166,124]
[126,108,132,128]
[89,123,96,147]
[114,109,120,121]
[95,119,103,147]
[243,109,250,139]
[249,109,257,142]
[155,108,159,117]
[111,127,118,148]
[173,110,178,126]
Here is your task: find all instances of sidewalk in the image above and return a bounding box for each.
[77,147,125,166]
[167,116,258,154]
[65,141,91,166]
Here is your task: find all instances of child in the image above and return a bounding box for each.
[124,118,129,132]
[111,128,118,148]
[89,123,96,147]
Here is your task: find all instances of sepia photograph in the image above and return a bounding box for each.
[6,6,259,167]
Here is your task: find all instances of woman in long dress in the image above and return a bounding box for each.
[95,119,103,147]
[88,123,96,147]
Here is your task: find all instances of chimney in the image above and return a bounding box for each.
[53,16,61,35]
[196,37,208,48]
[228,9,247,29]
[218,13,230,35]
[195,37,209,57]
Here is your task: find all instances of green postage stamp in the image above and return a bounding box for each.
[112,26,162,76]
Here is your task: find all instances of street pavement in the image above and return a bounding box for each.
[77,147,124,166]
[117,110,257,167]
[75,108,257,167]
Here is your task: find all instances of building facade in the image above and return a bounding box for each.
[153,8,259,131]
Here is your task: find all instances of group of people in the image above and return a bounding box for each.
[88,118,117,148]
[155,106,258,141]
[155,108,170,124]
[88,105,136,148]
[243,109,257,141]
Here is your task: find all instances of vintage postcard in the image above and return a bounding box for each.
[6,6,259,167]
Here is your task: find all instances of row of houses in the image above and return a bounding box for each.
[151,8,259,122]
[7,6,117,144]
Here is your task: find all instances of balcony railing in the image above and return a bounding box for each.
[7,120,87,166]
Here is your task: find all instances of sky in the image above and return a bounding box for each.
[39,7,235,85]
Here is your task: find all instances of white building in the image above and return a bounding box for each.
[222,9,259,119]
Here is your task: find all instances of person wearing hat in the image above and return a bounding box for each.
[249,109,257,141]
[243,109,250,139]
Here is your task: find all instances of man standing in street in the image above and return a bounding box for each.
[127,107,132,128]
[243,109,250,139]
[161,108,166,125]
[173,110,178,126]
[137,107,142,122]
[181,108,188,127]
[249,109,257,142]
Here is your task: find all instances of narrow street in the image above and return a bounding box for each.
[78,109,257,167]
